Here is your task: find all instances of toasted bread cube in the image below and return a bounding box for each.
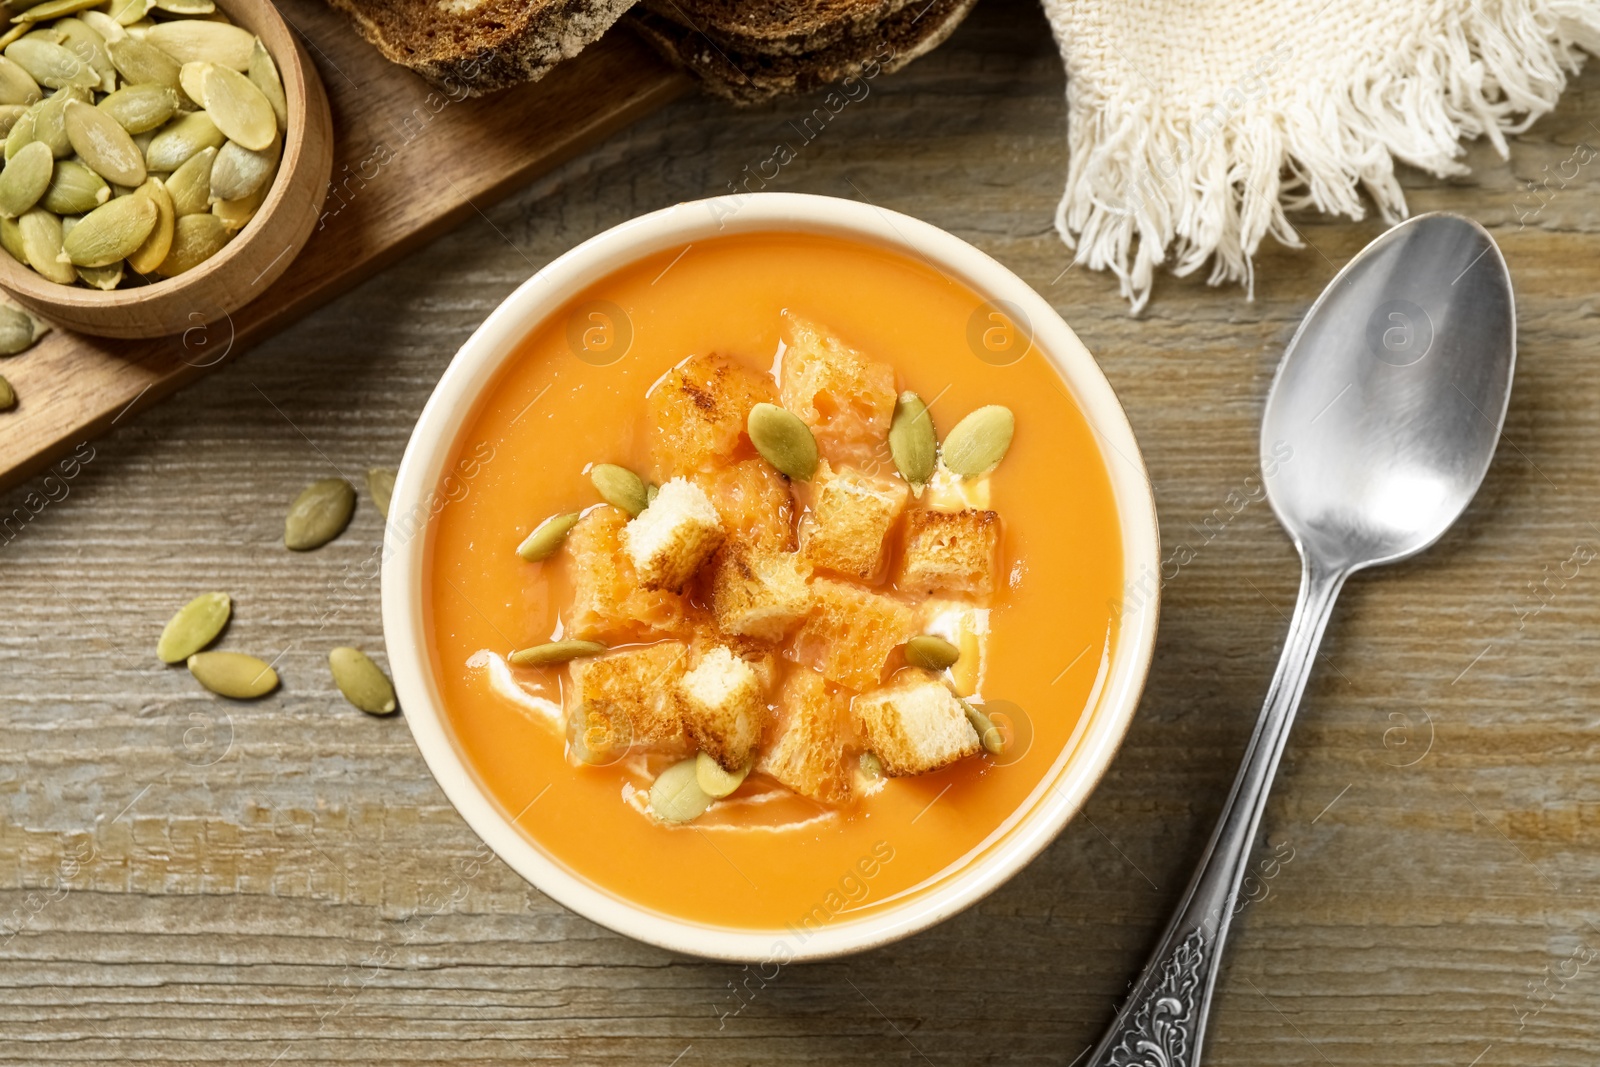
[710,543,811,643]
[758,667,852,804]
[691,458,795,551]
[648,353,777,474]
[566,642,690,748]
[802,460,909,580]
[897,508,1000,597]
[676,646,766,770]
[623,477,725,592]
[566,506,689,642]
[791,577,914,692]
[778,314,896,459]
[853,670,980,776]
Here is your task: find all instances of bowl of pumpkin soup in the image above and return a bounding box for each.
[382,193,1160,961]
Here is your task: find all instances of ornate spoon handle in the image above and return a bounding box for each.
[1085,557,1347,1067]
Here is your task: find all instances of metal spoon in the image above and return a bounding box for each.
[1086,213,1515,1067]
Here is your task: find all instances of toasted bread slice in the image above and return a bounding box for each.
[757,667,852,803]
[326,0,637,94]
[676,645,765,770]
[777,314,896,463]
[790,576,914,692]
[566,505,690,642]
[637,0,920,57]
[691,458,795,552]
[622,477,725,592]
[853,669,979,775]
[802,460,909,581]
[710,542,811,643]
[566,641,690,748]
[648,353,777,475]
[897,508,999,598]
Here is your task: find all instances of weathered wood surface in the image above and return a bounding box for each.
[3,0,1600,1062]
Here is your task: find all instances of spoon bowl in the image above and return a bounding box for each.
[1262,213,1515,570]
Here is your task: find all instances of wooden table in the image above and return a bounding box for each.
[4,1,1599,1062]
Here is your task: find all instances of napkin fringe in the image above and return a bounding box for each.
[1051,0,1600,312]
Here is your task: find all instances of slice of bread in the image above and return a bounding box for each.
[802,459,909,581]
[758,666,852,803]
[622,477,725,592]
[675,645,765,770]
[897,507,1000,598]
[324,0,637,94]
[710,542,812,643]
[853,668,979,776]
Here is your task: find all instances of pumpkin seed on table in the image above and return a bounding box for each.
[284,477,355,551]
[747,402,818,480]
[941,404,1015,477]
[197,63,274,150]
[0,140,52,217]
[144,20,254,69]
[0,55,40,106]
[124,175,171,274]
[650,757,714,823]
[164,143,213,215]
[17,207,73,282]
[247,37,285,130]
[62,193,155,267]
[328,647,397,715]
[889,390,936,485]
[695,751,749,798]
[154,210,224,275]
[187,650,277,699]
[39,158,109,214]
[64,98,145,185]
[5,39,96,90]
[155,590,229,663]
[508,639,605,667]
[905,634,960,671]
[209,136,277,201]
[0,374,14,411]
[97,83,178,133]
[365,467,395,519]
[0,302,46,354]
[106,35,178,88]
[590,463,648,516]
[516,511,579,561]
[144,110,222,171]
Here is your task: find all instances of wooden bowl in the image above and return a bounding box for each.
[0,0,334,339]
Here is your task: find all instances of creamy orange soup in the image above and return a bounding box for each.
[425,232,1123,932]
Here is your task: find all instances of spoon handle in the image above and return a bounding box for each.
[1084,556,1348,1067]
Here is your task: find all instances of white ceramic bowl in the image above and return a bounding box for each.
[382,192,1161,962]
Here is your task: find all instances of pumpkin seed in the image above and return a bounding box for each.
[1,105,29,159]
[144,21,252,69]
[17,206,71,281]
[151,0,214,13]
[152,206,222,273]
[54,18,114,93]
[198,63,272,150]
[31,85,88,158]
[364,466,395,519]
[0,301,44,353]
[327,646,397,715]
[176,58,206,103]
[17,28,62,47]
[208,134,275,200]
[0,54,38,104]
[284,477,355,550]
[12,0,106,23]
[0,102,26,135]
[246,36,283,130]
[156,590,229,663]
[960,699,1006,756]
[747,402,818,481]
[0,214,24,262]
[163,142,211,213]
[5,38,95,89]
[889,390,936,485]
[107,0,149,25]
[0,139,51,217]
[75,260,120,288]
[77,10,125,44]
[39,157,109,214]
[187,650,277,699]
[694,751,749,798]
[0,373,13,410]
[123,174,170,274]
[645,483,658,506]
[507,639,605,667]
[0,24,27,52]
[905,634,960,671]
[143,109,220,171]
[209,181,260,231]
[941,405,1015,476]
[62,192,155,266]
[859,751,884,779]
[516,511,579,561]
[589,463,648,516]
[106,35,176,89]
[64,97,144,184]
[650,757,713,823]
[97,82,177,133]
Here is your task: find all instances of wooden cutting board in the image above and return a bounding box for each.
[0,0,688,493]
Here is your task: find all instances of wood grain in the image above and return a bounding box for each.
[0,0,687,492]
[3,0,1600,1063]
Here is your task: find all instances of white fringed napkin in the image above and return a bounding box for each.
[1042,0,1600,311]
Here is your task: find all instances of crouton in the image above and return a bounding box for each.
[566,506,690,642]
[676,646,766,770]
[778,314,896,460]
[710,542,810,643]
[757,667,852,804]
[566,642,690,748]
[897,508,1001,598]
[853,670,980,776]
[647,353,777,474]
[790,577,915,692]
[691,458,795,551]
[622,477,725,592]
[802,460,909,580]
